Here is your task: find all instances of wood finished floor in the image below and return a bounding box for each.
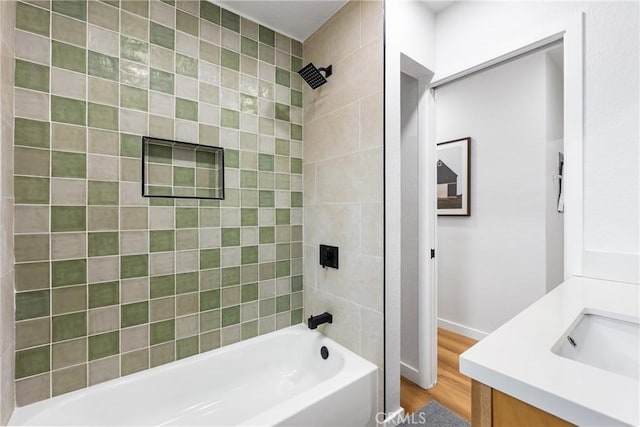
[400,329,478,422]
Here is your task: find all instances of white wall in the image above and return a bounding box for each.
[400,73,419,375]
[436,51,552,335]
[384,0,436,416]
[435,1,640,276]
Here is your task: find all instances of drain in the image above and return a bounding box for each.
[320,346,329,360]
[567,335,577,348]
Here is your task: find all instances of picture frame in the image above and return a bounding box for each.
[437,137,470,216]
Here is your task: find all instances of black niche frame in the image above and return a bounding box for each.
[141,136,225,200]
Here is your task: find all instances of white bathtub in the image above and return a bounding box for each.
[10,324,378,426]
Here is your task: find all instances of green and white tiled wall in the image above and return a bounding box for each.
[12,0,304,405]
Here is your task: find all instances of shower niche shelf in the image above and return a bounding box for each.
[142,136,225,200]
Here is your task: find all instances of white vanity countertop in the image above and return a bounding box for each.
[460,276,640,426]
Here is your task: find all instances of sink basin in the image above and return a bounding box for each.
[553,311,640,380]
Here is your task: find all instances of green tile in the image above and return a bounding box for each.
[276,260,290,278]
[121,254,148,279]
[176,54,198,78]
[224,149,239,168]
[53,0,87,20]
[292,39,303,57]
[258,154,274,172]
[200,1,220,24]
[259,226,274,244]
[220,108,239,129]
[291,125,303,141]
[241,208,258,226]
[291,192,303,207]
[52,312,87,341]
[88,281,119,308]
[88,51,119,81]
[88,232,119,256]
[240,170,257,188]
[176,208,198,228]
[176,272,199,294]
[240,94,257,115]
[15,262,50,292]
[199,290,220,311]
[276,208,290,225]
[15,118,50,149]
[176,98,198,121]
[259,25,274,47]
[121,301,149,327]
[220,8,239,32]
[259,297,274,316]
[121,0,148,17]
[241,246,258,265]
[220,48,239,71]
[15,60,50,92]
[120,86,148,112]
[52,41,86,74]
[150,319,175,345]
[51,151,85,178]
[150,275,175,299]
[121,133,142,158]
[15,290,50,321]
[221,305,240,327]
[146,142,172,164]
[176,10,198,36]
[176,336,198,360]
[291,90,302,108]
[291,157,303,173]
[291,275,303,292]
[15,146,49,177]
[51,96,86,126]
[150,68,174,94]
[276,295,290,313]
[121,36,148,64]
[291,56,303,73]
[221,267,240,287]
[150,22,174,50]
[150,230,174,252]
[15,176,49,204]
[15,234,49,262]
[259,191,274,208]
[275,103,290,121]
[259,44,274,64]
[88,181,119,205]
[51,206,86,232]
[88,103,119,130]
[200,249,220,269]
[291,309,303,325]
[16,2,50,36]
[195,151,217,167]
[52,259,87,287]
[88,331,119,360]
[241,37,258,58]
[241,320,258,339]
[221,228,240,247]
[15,346,50,379]
[275,68,290,87]
[241,283,258,302]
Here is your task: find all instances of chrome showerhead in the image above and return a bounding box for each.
[298,63,333,89]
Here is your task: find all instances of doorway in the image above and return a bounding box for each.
[399,43,567,421]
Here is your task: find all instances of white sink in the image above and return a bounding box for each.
[553,311,640,380]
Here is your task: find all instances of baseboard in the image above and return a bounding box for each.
[438,318,489,341]
[582,250,639,284]
[399,361,419,385]
[381,407,405,427]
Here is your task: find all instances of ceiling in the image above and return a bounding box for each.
[215,0,348,42]
[214,0,456,43]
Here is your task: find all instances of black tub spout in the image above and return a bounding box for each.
[307,312,333,329]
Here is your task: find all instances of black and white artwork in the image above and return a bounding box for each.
[437,137,470,216]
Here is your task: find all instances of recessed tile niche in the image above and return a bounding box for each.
[142,137,224,200]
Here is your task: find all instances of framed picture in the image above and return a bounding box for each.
[437,137,470,216]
